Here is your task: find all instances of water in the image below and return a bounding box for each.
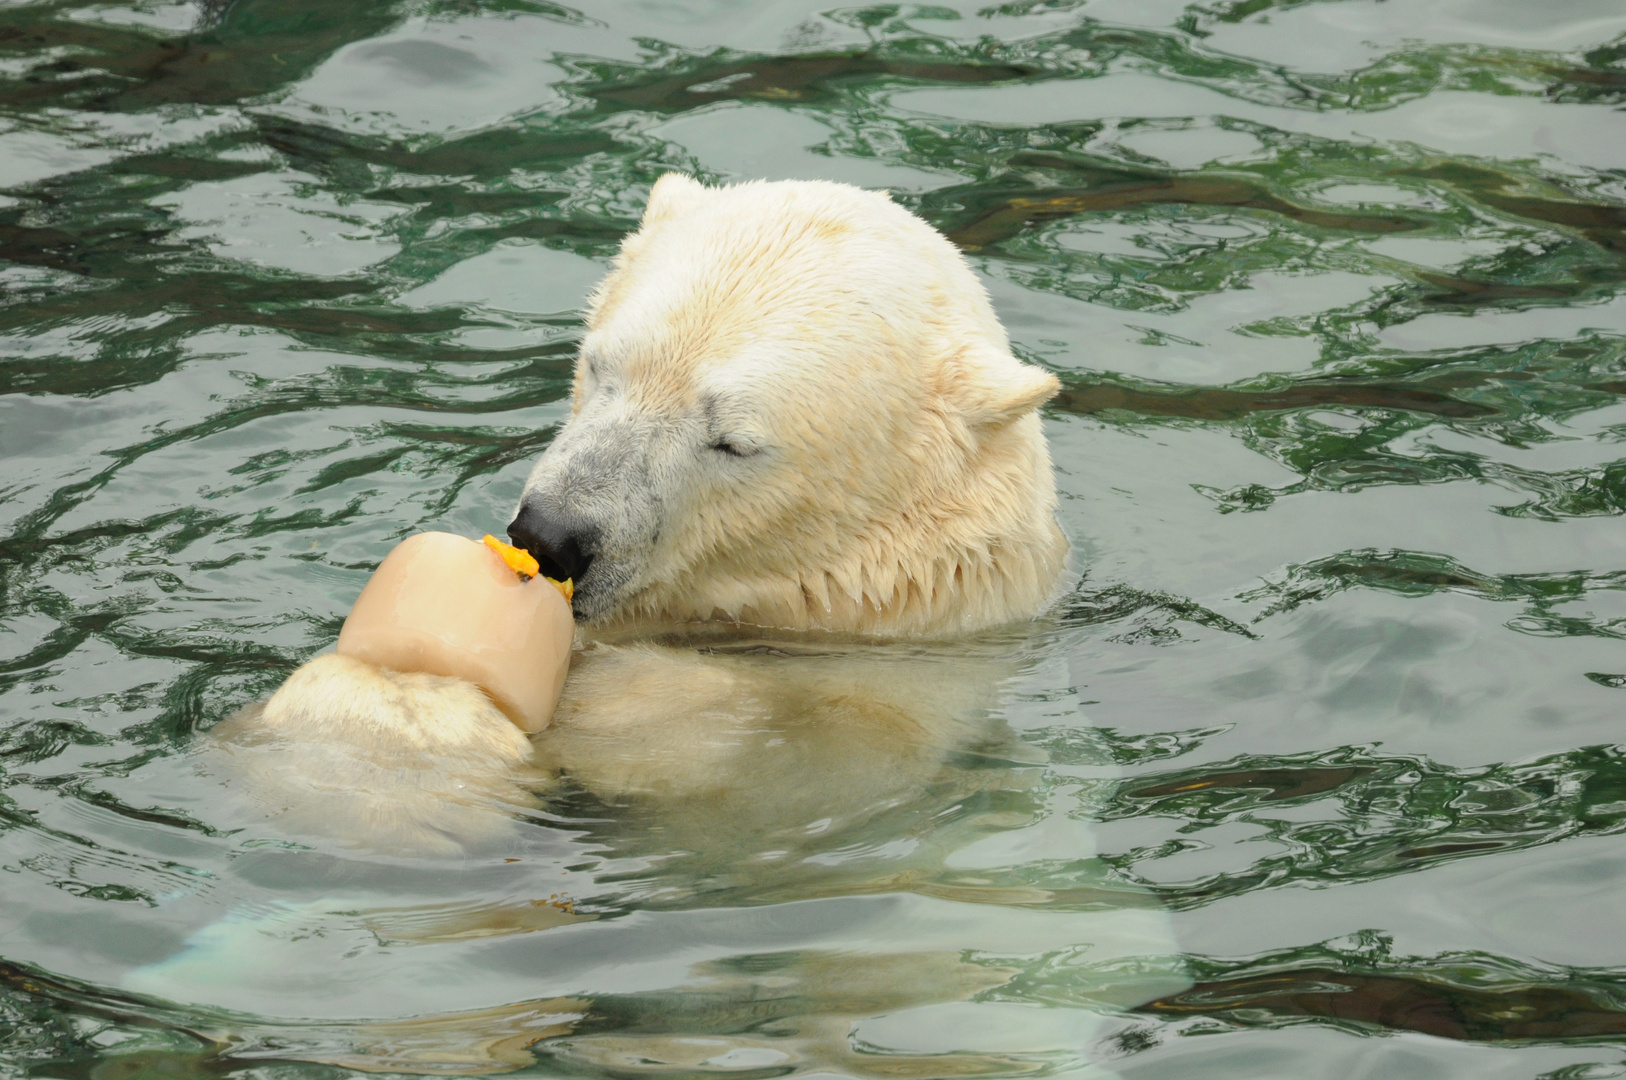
[2,0,1626,1075]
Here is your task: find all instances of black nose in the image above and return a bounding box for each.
[508,503,596,584]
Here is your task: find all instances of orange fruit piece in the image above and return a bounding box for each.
[483,534,573,603]
[483,534,540,578]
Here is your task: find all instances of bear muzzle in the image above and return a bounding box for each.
[508,504,598,602]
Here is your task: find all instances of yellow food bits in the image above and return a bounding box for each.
[482,534,573,603]
[483,534,539,577]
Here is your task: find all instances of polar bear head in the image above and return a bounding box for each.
[510,175,1066,637]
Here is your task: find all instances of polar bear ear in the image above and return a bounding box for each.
[943,347,1062,429]
[642,173,709,227]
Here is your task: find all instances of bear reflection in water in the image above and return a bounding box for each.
[189,622,1172,1078]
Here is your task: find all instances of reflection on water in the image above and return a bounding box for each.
[2,0,1625,1076]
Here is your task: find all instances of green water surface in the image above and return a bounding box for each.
[3,0,1626,1076]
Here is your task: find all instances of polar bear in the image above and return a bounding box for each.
[512,175,1071,832]
[171,181,1188,1075]
[209,175,1070,855]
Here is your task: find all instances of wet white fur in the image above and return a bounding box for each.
[519,174,1067,635]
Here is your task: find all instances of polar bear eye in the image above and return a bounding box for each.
[710,439,753,458]
[699,394,762,458]
[580,350,611,387]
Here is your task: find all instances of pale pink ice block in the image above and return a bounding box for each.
[335,531,574,732]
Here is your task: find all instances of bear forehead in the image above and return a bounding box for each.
[614,235,920,324]
[582,328,927,417]
[590,243,970,376]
